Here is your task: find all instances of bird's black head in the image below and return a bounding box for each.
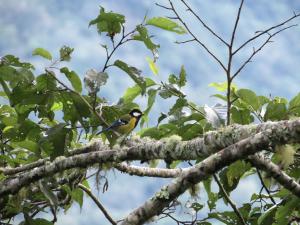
[129,109,143,118]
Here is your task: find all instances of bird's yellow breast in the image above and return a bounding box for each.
[116,117,137,134]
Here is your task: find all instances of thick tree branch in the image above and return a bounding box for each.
[248,155,300,197]
[1,120,300,198]
[121,120,300,224]
[78,184,117,225]
[1,120,295,176]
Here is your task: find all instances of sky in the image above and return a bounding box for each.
[1,0,300,224]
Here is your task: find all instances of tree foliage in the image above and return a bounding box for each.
[0,1,300,225]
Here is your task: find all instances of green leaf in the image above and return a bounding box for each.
[146,57,159,75]
[226,160,251,186]
[59,45,74,61]
[146,17,186,34]
[71,188,84,208]
[121,78,156,104]
[236,89,259,111]
[264,102,287,121]
[1,54,34,69]
[32,48,52,60]
[169,98,187,115]
[89,7,125,36]
[209,81,237,92]
[157,112,168,126]
[133,25,160,53]
[114,60,146,93]
[231,107,254,125]
[39,123,70,159]
[36,73,57,92]
[141,88,157,127]
[258,205,277,225]
[30,218,54,225]
[178,65,187,88]
[288,92,300,116]
[274,197,299,225]
[60,67,82,93]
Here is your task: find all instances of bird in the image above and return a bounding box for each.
[97,109,143,136]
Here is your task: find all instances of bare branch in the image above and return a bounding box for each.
[155,3,172,10]
[233,12,300,55]
[230,0,244,48]
[255,165,276,204]
[175,39,196,44]
[1,119,299,177]
[115,163,184,178]
[180,0,229,47]
[213,174,247,225]
[248,155,300,198]
[167,0,227,72]
[78,184,117,225]
[231,24,297,80]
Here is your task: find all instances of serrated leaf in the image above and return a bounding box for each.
[114,60,146,93]
[178,65,187,87]
[236,89,259,111]
[231,106,254,125]
[60,67,82,93]
[89,7,125,36]
[32,48,52,60]
[169,98,187,115]
[133,25,160,53]
[146,57,158,75]
[146,17,186,34]
[264,102,287,121]
[288,92,300,116]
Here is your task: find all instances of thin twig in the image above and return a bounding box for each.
[255,167,276,204]
[231,24,297,80]
[226,0,245,125]
[167,0,227,72]
[213,174,247,225]
[233,12,300,55]
[180,0,229,47]
[175,39,196,44]
[78,184,117,225]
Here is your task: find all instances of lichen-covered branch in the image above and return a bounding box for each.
[1,120,300,198]
[121,120,300,225]
[248,155,300,197]
[115,163,184,178]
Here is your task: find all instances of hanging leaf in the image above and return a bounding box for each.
[133,25,160,54]
[146,17,186,34]
[32,48,52,60]
[114,60,146,93]
[60,67,82,93]
[146,57,159,75]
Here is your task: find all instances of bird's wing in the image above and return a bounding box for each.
[97,115,130,134]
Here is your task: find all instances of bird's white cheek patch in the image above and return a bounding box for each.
[133,112,142,117]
